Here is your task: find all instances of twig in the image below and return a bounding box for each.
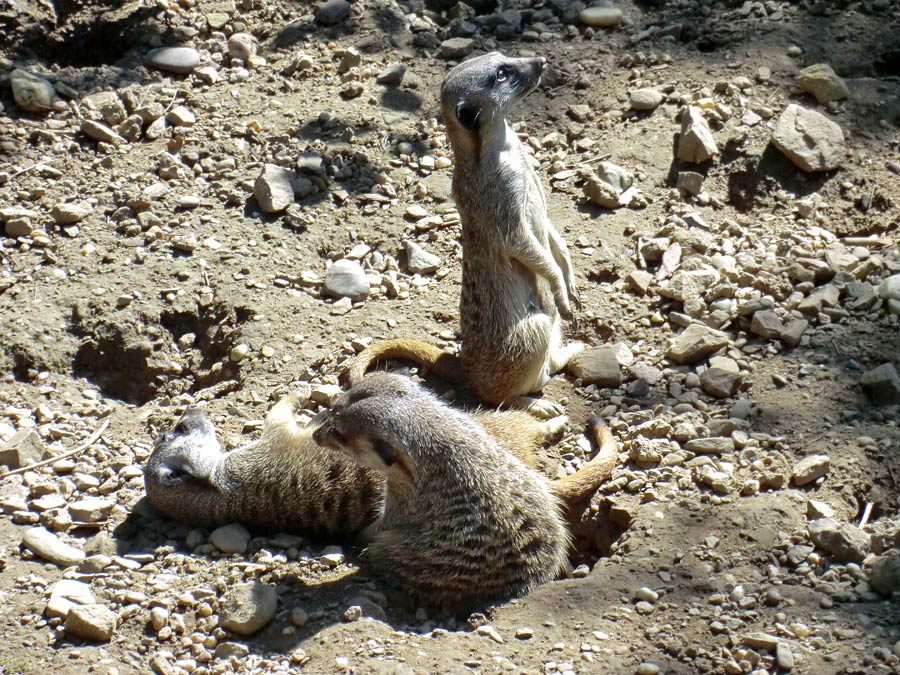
[858,501,873,529]
[2,418,110,478]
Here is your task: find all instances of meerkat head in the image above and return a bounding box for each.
[146,405,222,487]
[440,52,547,148]
[313,373,418,480]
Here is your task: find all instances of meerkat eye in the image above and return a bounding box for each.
[174,421,188,435]
[373,439,396,467]
[329,427,347,445]
[495,66,510,84]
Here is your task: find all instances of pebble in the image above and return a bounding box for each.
[685,437,735,454]
[22,526,86,567]
[440,37,475,59]
[859,363,900,405]
[210,523,251,554]
[150,606,170,631]
[315,0,351,25]
[219,581,277,635]
[146,47,200,74]
[403,240,441,274]
[808,517,870,563]
[796,63,849,104]
[700,366,741,398]
[567,346,623,387]
[291,607,309,627]
[771,104,844,172]
[0,429,45,468]
[578,6,623,27]
[65,603,119,642]
[792,454,830,486]
[629,88,664,111]
[69,497,115,523]
[666,324,729,365]
[166,105,196,127]
[635,664,660,675]
[81,120,126,145]
[51,202,91,225]
[376,63,406,86]
[228,33,257,62]
[676,171,704,196]
[254,164,295,213]
[323,259,370,300]
[776,642,795,670]
[869,554,900,596]
[46,579,96,619]
[677,107,718,163]
[10,68,56,112]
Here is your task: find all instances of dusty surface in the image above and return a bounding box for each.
[1,0,900,673]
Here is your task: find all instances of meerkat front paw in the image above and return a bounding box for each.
[516,395,566,419]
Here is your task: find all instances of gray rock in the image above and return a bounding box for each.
[22,527,86,567]
[69,497,115,523]
[626,270,654,295]
[81,120,125,145]
[700,367,741,398]
[403,240,440,274]
[869,554,900,596]
[254,164,294,213]
[860,363,900,404]
[666,324,729,365]
[797,63,849,104]
[0,429,45,468]
[808,517,869,563]
[797,284,839,314]
[685,437,735,454]
[659,268,719,303]
[584,162,634,209]
[297,152,325,175]
[567,346,622,387]
[750,310,784,339]
[323,259,370,301]
[880,275,900,301]
[214,642,251,660]
[376,63,406,86]
[50,203,91,225]
[210,523,251,554]
[776,642,795,671]
[676,171,704,196]
[629,88,664,111]
[595,161,633,192]
[792,454,830,486]
[780,319,808,347]
[147,47,200,74]
[440,38,475,59]
[219,581,277,635]
[677,107,718,163]
[315,0,351,25]
[166,105,196,127]
[771,104,844,172]
[65,603,118,642]
[806,499,836,520]
[46,579,95,619]
[10,69,56,112]
[83,91,126,126]
[227,33,257,61]
[578,6,623,26]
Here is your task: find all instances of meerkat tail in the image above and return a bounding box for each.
[551,416,619,508]
[345,338,465,386]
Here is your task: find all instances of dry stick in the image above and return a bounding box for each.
[1,418,111,478]
[859,501,874,529]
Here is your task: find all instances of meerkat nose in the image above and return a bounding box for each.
[535,57,547,70]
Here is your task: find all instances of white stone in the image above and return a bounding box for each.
[23,527,85,567]
[771,104,844,172]
[677,107,718,163]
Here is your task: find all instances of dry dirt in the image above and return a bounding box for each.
[1,0,900,674]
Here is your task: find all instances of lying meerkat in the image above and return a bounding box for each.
[314,372,584,609]
[347,52,584,418]
[145,384,618,539]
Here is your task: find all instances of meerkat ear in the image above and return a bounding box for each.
[372,438,398,467]
[455,102,481,130]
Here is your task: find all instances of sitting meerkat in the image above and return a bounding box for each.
[347,52,584,418]
[145,384,618,539]
[313,372,580,609]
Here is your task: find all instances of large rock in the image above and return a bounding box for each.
[254,164,294,213]
[65,603,118,642]
[700,367,741,398]
[869,554,900,596]
[10,69,56,112]
[808,518,869,563]
[315,0,351,25]
[22,527,85,567]
[567,346,622,387]
[440,38,474,59]
[69,497,115,523]
[677,107,718,163]
[147,47,200,74]
[797,63,849,104]
[323,259,369,300]
[792,454,830,486]
[666,324,729,365]
[219,581,277,635]
[0,429,45,468]
[46,579,96,619]
[629,88,664,111]
[771,104,844,172]
[860,363,900,404]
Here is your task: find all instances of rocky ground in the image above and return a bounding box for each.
[1,0,900,673]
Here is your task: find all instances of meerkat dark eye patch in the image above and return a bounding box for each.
[495,66,510,83]
[455,102,481,130]
[373,438,397,467]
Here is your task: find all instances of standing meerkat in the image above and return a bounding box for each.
[314,373,580,609]
[347,52,584,418]
[145,383,618,538]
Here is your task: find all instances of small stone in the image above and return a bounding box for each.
[291,607,309,627]
[797,63,849,104]
[806,499,836,520]
[81,120,125,145]
[634,587,659,603]
[515,627,534,639]
[685,437,735,454]
[150,606,169,631]
[230,343,249,363]
[776,642,795,671]
[743,632,779,650]
[440,37,474,59]
[860,363,900,404]
[750,310,784,339]
[879,275,900,301]
[10,69,56,112]
[700,368,741,398]
[792,454,830,486]
[629,88,664,111]
[65,603,118,642]
[869,554,900,597]
[210,523,251,554]
[626,270,654,295]
[567,346,622,387]
[771,104,845,172]
[676,171,704,196]
[636,664,660,675]
[46,579,96,619]
[780,319,808,347]
[315,0,351,25]
[336,47,361,74]
[808,517,870,563]
[215,642,250,660]
[677,107,718,163]
[403,240,440,274]
[69,497,115,523]
[219,581,277,635]
[254,164,295,213]
[166,105,196,127]
[227,33,257,61]
[666,324,729,365]
[323,259,369,301]
[23,527,85,567]
[578,6,623,27]
[147,47,200,74]
[50,203,91,225]
[0,429,45,468]
[376,63,406,86]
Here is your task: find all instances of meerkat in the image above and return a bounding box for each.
[144,384,618,538]
[347,52,584,418]
[314,372,584,609]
